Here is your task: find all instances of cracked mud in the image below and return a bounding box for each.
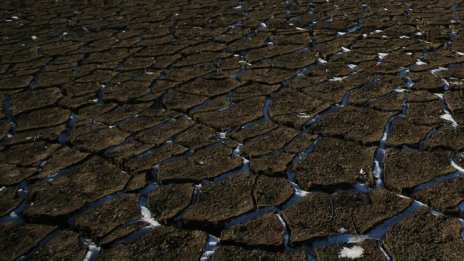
[1,0,464,260]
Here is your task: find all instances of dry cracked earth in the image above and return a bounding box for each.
[1,0,464,260]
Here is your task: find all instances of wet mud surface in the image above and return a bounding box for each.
[1,0,464,260]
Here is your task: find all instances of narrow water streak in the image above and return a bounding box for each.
[224,206,278,228]
[412,171,461,193]
[367,201,422,239]
[83,239,101,261]
[200,234,220,261]
[373,113,402,188]
[276,213,292,250]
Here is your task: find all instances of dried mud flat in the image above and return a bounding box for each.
[1,0,464,260]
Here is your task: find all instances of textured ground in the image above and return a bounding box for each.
[1,0,464,260]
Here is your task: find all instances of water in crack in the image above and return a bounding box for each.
[443,78,450,91]
[459,198,464,217]
[133,141,167,159]
[414,59,427,66]
[341,46,351,53]
[16,229,60,260]
[244,31,257,40]
[28,70,41,90]
[459,217,464,239]
[0,181,29,223]
[365,91,398,107]
[109,225,154,248]
[301,20,318,31]
[223,206,278,228]
[165,137,175,144]
[83,238,101,261]
[352,183,371,192]
[377,53,388,63]
[302,90,351,130]
[439,95,458,128]
[175,184,201,223]
[276,213,292,250]
[377,241,392,261]
[200,234,220,261]
[430,67,448,75]
[329,75,350,82]
[139,184,161,227]
[262,95,273,121]
[267,34,275,47]
[2,96,14,123]
[1,96,16,146]
[451,153,464,173]
[323,17,333,23]
[396,68,410,77]
[449,31,457,42]
[406,77,414,88]
[96,84,106,103]
[139,117,177,135]
[140,182,158,194]
[149,164,159,180]
[311,201,424,247]
[286,138,320,183]
[229,67,245,79]
[215,131,227,142]
[411,170,461,193]
[448,77,464,87]
[367,201,422,238]
[340,91,351,106]
[306,245,317,261]
[17,180,28,199]
[373,101,406,188]
[403,6,413,15]
[41,155,91,182]
[231,143,243,157]
[430,208,446,217]
[0,201,28,223]
[58,113,78,144]
[312,234,369,247]
[347,63,357,70]
[238,59,251,68]
[345,18,364,33]
[214,100,234,113]
[296,65,312,77]
[300,106,327,128]
[67,191,125,227]
[203,157,250,184]
[213,92,235,112]
[436,93,458,128]
[317,57,327,64]
[240,117,265,129]
[160,147,195,165]
[281,182,309,210]
[418,127,437,150]
[257,22,267,30]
